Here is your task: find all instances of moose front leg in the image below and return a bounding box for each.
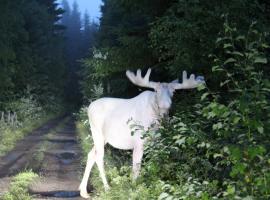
[132,141,144,180]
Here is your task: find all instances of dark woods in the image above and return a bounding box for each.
[0,0,97,111]
[61,0,98,105]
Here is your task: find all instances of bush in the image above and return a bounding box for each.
[142,20,270,199]
[77,19,269,200]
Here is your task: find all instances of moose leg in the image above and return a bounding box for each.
[132,142,144,180]
[95,141,110,191]
[79,147,96,198]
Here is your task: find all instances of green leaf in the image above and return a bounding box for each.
[226,185,235,195]
[262,43,270,48]
[213,153,223,158]
[175,137,186,145]
[220,80,230,87]
[235,35,245,41]
[201,92,209,101]
[224,58,236,65]
[197,83,206,91]
[212,65,224,72]
[223,43,233,49]
[230,51,244,57]
[254,57,267,64]
[257,126,264,134]
[158,192,169,200]
[233,117,241,124]
[212,122,223,130]
[230,163,246,177]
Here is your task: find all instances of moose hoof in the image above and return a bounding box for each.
[80,190,90,199]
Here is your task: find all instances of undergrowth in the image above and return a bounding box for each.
[76,120,163,200]
[76,21,270,200]
[1,171,38,200]
[0,95,62,156]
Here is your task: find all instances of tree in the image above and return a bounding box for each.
[0,0,67,110]
[60,1,98,105]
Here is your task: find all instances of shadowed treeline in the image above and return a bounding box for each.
[0,0,97,111]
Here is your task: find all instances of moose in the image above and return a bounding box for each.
[79,68,205,198]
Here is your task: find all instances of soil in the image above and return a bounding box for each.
[0,116,85,199]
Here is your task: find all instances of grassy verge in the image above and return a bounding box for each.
[1,171,38,200]
[0,113,58,157]
[76,121,163,200]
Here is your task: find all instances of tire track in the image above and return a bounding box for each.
[0,115,84,199]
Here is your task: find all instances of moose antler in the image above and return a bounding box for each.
[171,71,205,89]
[126,68,158,89]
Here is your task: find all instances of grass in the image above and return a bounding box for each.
[76,121,163,200]
[1,171,38,200]
[0,114,57,157]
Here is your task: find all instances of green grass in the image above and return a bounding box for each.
[76,121,163,200]
[1,171,38,200]
[0,114,57,157]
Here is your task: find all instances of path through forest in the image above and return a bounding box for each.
[0,116,85,199]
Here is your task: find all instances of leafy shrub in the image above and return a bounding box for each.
[142,20,270,199]
[78,18,269,200]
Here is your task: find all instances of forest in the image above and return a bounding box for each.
[0,0,270,199]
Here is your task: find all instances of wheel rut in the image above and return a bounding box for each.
[0,116,84,199]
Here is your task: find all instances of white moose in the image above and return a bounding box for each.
[79,68,205,198]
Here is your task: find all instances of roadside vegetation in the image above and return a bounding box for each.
[0,94,61,156]
[1,171,38,200]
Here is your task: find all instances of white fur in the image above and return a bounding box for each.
[79,69,204,198]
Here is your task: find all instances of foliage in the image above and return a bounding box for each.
[142,21,270,199]
[78,17,270,199]
[1,171,38,200]
[80,0,270,100]
[77,0,270,199]
[149,0,270,75]
[0,0,67,109]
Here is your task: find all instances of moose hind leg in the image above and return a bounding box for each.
[79,147,96,198]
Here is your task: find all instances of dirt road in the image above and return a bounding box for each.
[0,116,84,199]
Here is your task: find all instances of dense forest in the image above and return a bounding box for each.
[0,0,97,111]
[0,0,97,157]
[0,0,270,199]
